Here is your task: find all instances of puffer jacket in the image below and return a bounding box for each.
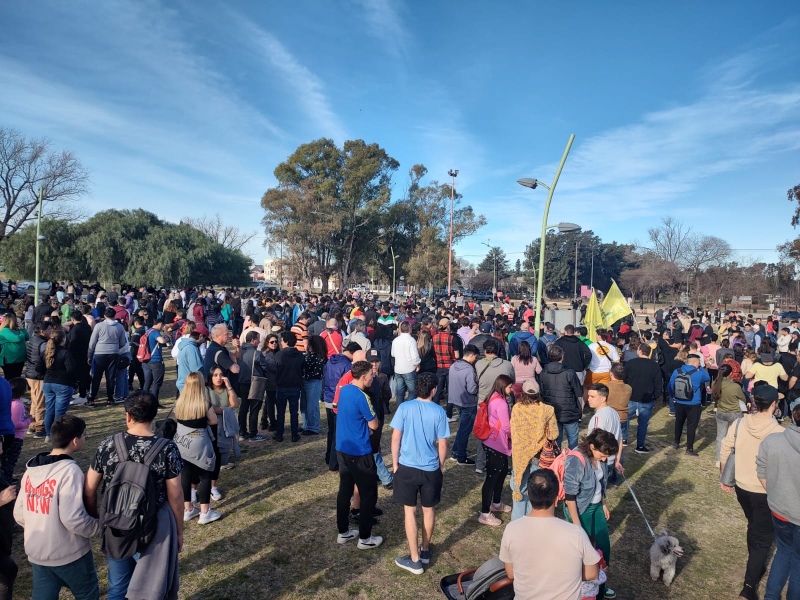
[540,361,583,423]
[24,334,48,380]
[323,354,352,408]
[0,326,29,365]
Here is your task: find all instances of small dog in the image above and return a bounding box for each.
[649,530,684,586]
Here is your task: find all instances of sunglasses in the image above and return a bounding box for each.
[268,341,278,345]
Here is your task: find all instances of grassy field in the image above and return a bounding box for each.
[9,368,763,600]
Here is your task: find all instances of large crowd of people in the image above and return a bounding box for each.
[0,282,798,599]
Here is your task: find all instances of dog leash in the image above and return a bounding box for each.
[622,473,656,539]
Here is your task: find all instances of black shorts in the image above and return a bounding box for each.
[393,464,443,507]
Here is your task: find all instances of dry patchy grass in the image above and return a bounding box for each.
[10,369,759,600]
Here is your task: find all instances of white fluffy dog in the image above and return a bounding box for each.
[649,530,684,586]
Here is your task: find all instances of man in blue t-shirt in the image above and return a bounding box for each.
[334,361,382,550]
[140,318,169,402]
[668,354,711,456]
[390,372,449,575]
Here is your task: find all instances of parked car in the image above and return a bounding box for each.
[779,310,800,321]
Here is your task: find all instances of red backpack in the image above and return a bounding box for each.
[136,330,155,364]
[472,395,503,441]
[547,449,587,501]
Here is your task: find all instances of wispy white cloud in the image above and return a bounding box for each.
[233,16,348,143]
[352,0,410,60]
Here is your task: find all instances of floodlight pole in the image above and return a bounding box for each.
[447,169,458,295]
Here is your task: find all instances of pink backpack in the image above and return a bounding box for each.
[547,449,587,501]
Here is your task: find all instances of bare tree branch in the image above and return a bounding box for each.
[183,213,258,251]
[0,127,90,237]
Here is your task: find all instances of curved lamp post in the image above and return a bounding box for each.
[517,134,576,335]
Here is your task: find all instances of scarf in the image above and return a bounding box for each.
[510,402,557,501]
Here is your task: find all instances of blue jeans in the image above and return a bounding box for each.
[510,458,539,521]
[625,401,654,448]
[395,371,416,404]
[765,516,800,600]
[30,550,99,600]
[557,421,579,450]
[43,382,73,437]
[375,451,393,485]
[106,555,137,600]
[275,386,301,438]
[301,379,322,433]
[115,365,129,401]
[452,406,477,461]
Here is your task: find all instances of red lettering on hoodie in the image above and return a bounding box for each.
[23,476,57,515]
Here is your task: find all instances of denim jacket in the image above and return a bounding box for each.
[563,451,608,515]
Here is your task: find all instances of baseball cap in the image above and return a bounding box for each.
[367,349,381,362]
[438,318,450,328]
[752,382,782,402]
[522,380,540,395]
[194,325,209,336]
[479,321,492,333]
[545,322,555,332]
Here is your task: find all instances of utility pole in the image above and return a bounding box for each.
[390,246,396,300]
[34,188,44,306]
[447,169,458,295]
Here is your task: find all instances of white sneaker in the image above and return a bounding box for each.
[70,397,87,406]
[198,509,222,524]
[190,489,197,505]
[210,487,223,501]
[337,529,359,544]
[447,416,458,423]
[357,535,383,550]
[183,507,200,521]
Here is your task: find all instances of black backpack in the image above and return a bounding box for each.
[100,433,169,559]
[673,367,697,402]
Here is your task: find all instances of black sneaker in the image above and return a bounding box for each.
[457,458,476,466]
[622,440,628,447]
[383,482,394,490]
[671,442,679,449]
[634,445,651,454]
[685,449,699,457]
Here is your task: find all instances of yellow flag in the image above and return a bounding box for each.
[602,280,632,328]
[583,290,604,342]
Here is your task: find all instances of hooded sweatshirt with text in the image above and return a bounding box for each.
[13,453,99,566]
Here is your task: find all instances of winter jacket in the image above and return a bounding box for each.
[176,340,204,392]
[14,453,99,566]
[275,347,304,388]
[476,357,515,404]
[88,318,127,358]
[0,326,29,365]
[537,333,558,364]
[563,450,609,515]
[540,362,583,423]
[552,335,592,374]
[323,354,352,408]
[66,320,91,362]
[722,414,784,494]
[391,333,421,375]
[372,338,393,377]
[484,391,512,455]
[448,359,479,408]
[36,347,77,387]
[23,334,48,380]
[239,343,269,386]
[508,330,537,359]
[756,423,800,525]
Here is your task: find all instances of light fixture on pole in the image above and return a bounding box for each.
[390,246,397,300]
[447,169,458,295]
[33,188,44,306]
[517,133,576,335]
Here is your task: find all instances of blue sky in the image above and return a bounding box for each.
[2,1,798,272]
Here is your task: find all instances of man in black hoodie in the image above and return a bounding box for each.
[275,331,304,442]
[552,324,592,385]
[540,345,583,449]
[67,312,93,404]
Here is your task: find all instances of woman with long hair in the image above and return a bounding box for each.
[259,333,279,430]
[175,372,221,524]
[478,374,514,527]
[509,379,557,520]
[0,311,30,379]
[563,429,620,599]
[622,334,640,363]
[162,299,177,329]
[416,329,437,374]
[35,329,76,439]
[712,363,747,466]
[510,340,541,400]
[300,335,326,435]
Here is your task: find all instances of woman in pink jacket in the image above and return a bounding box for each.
[478,374,513,526]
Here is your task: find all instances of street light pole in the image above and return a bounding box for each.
[390,246,396,299]
[573,239,579,326]
[481,240,497,304]
[517,134,576,336]
[34,188,44,306]
[447,169,458,295]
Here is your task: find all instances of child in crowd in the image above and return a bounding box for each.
[2,379,30,481]
[14,415,100,599]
